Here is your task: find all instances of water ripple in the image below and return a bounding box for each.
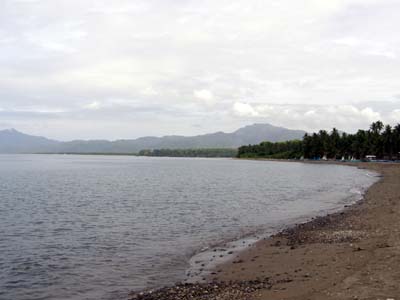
[0,155,377,300]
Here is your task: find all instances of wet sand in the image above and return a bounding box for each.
[129,162,400,300]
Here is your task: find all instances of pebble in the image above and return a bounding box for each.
[128,279,272,300]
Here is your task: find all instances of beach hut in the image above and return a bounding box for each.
[365,155,377,161]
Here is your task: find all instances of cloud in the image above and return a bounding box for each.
[193,89,216,106]
[333,37,361,47]
[389,109,400,122]
[230,102,393,132]
[304,110,317,117]
[233,102,259,117]
[0,0,400,139]
[363,49,397,59]
[84,101,101,110]
[141,87,159,96]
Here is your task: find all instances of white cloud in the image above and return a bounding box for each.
[84,101,101,110]
[359,107,381,122]
[141,87,159,96]
[333,37,361,47]
[233,102,259,117]
[304,110,317,117]
[389,109,400,122]
[193,89,216,106]
[363,49,397,59]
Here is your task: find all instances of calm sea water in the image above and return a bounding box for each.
[0,155,377,300]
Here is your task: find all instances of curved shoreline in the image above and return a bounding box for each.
[185,164,377,285]
[129,162,400,300]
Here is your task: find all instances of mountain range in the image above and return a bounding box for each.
[0,123,306,154]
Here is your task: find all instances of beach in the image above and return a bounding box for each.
[129,162,400,300]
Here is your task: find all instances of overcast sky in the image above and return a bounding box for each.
[1,0,400,140]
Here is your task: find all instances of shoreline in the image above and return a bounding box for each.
[129,161,400,300]
[185,163,376,284]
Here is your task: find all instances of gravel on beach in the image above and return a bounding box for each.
[128,279,273,300]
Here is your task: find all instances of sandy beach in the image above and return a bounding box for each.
[129,162,400,300]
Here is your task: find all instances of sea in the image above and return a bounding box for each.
[0,155,378,300]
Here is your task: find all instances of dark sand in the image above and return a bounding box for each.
[129,162,400,300]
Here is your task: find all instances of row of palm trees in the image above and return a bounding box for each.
[303,121,400,160]
[237,121,400,160]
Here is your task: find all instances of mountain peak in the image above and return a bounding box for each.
[2,128,17,132]
[0,124,306,153]
[0,128,22,135]
[234,123,274,132]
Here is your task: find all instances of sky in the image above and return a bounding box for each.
[0,0,400,140]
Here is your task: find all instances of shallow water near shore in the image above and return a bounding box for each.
[0,155,378,300]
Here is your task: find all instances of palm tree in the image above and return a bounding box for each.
[382,124,393,159]
[370,121,384,134]
[394,124,400,159]
[369,121,384,158]
[329,128,340,159]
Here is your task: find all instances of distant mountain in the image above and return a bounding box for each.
[0,129,59,153]
[0,124,306,154]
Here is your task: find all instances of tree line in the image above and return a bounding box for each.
[238,121,400,160]
[138,148,238,158]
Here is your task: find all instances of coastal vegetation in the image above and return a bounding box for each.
[138,148,237,158]
[238,121,400,160]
